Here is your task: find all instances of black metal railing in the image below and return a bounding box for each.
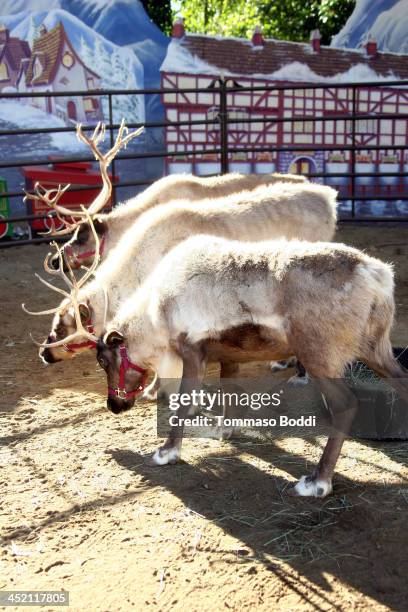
[1,79,408,248]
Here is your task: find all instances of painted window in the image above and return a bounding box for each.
[84,97,98,112]
[0,61,9,81]
[228,109,248,132]
[207,106,219,122]
[293,121,314,134]
[33,58,42,79]
[346,119,376,133]
[62,52,75,69]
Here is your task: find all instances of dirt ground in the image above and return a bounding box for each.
[1,224,408,611]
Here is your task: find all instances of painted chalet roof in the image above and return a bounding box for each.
[25,22,100,86]
[161,33,408,82]
[0,32,30,72]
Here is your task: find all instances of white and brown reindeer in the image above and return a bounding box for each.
[93,234,408,497]
[56,171,311,270]
[28,121,308,271]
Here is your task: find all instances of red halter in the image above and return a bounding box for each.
[108,344,148,400]
[65,235,106,268]
[62,319,97,353]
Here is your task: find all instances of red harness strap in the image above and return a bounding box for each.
[65,235,106,268]
[62,320,97,353]
[108,345,148,401]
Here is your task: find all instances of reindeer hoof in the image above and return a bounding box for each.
[270,360,289,373]
[289,475,332,498]
[150,446,180,466]
[287,373,309,387]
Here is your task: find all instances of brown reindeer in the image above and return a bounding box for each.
[94,234,408,497]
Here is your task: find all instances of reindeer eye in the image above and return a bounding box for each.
[98,356,108,370]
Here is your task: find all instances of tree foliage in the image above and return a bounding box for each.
[175,0,356,44]
[140,0,173,35]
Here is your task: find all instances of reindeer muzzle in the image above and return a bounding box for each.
[40,339,62,364]
[107,396,134,414]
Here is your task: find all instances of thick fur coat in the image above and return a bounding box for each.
[68,172,308,265]
[109,234,396,379]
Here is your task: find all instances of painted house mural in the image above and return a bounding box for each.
[0,3,157,132]
[0,1,167,224]
[17,23,103,124]
[0,25,30,91]
[161,20,408,215]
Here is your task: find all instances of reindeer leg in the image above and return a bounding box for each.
[143,373,160,401]
[151,341,206,466]
[290,377,358,498]
[150,348,184,403]
[287,360,309,387]
[143,350,181,401]
[217,361,240,440]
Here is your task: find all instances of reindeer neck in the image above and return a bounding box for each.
[108,190,158,223]
[121,307,164,369]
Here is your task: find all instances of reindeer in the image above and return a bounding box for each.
[36,164,309,270]
[28,180,338,388]
[93,234,408,497]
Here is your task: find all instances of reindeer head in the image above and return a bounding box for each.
[47,217,108,271]
[97,330,148,414]
[25,120,144,270]
[23,211,105,363]
[40,300,95,363]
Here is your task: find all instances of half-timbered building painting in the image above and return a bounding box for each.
[161,20,408,215]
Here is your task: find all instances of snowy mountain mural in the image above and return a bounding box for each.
[0,0,170,136]
[1,10,145,127]
[332,0,408,53]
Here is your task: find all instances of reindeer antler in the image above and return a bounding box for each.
[75,119,144,216]
[23,183,79,237]
[24,120,144,237]
[23,207,106,348]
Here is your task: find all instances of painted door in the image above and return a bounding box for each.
[67,100,77,121]
[289,157,314,176]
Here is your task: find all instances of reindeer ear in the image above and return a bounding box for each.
[104,330,124,347]
[78,303,90,321]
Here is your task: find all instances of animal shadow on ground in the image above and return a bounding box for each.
[109,442,408,611]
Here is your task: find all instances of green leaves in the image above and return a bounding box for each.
[141,0,173,34]
[175,0,356,44]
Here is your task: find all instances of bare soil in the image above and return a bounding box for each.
[1,224,408,611]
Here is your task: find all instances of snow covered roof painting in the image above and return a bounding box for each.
[161,25,408,83]
[0,24,30,90]
[0,25,30,71]
[24,22,100,87]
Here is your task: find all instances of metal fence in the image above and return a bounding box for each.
[1,79,408,248]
